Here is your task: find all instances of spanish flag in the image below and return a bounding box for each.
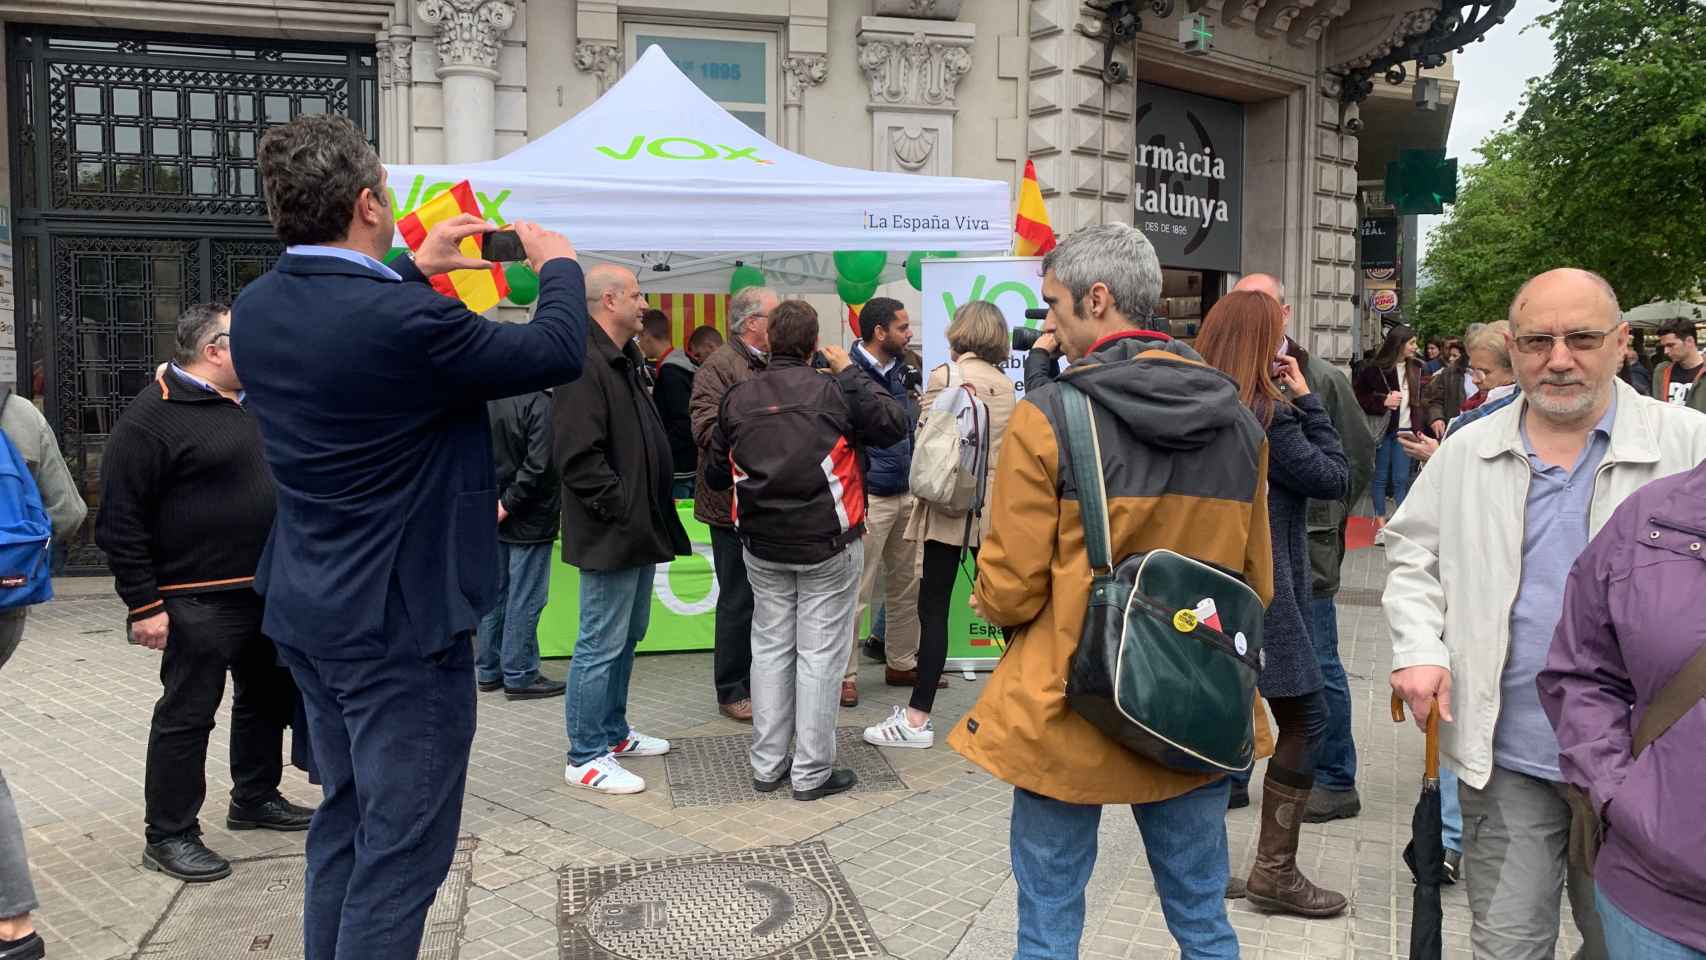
[396,180,508,314]
[1013,159,1057,257]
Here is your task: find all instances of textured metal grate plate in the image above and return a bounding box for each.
[135,836,474,959]
[1336,587,1385,608]
[558,841,882,960]
[663,727,905,808]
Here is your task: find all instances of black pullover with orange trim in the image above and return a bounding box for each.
[96,365,276,622]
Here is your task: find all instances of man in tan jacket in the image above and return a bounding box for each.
[949,223,1274,958]
[689,286,777,722]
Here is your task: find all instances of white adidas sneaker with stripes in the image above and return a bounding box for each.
[863,705,934,749]
[565,753,645,795]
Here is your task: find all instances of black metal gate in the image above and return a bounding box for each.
[8,26,377,571]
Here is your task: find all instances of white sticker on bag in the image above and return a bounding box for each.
[1234,632,1248,656]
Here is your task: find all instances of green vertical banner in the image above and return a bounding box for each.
[538,502,719,657]
[944,555,1005,668]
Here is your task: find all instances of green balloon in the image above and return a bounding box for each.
[833,250,887,284]
[905,252,926,291]
[838,275,880,306]
[383,246,409,265]
[505,262,539,306]
[729,264,766,294]
[930,250,958,260]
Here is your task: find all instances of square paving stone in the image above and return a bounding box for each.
[134,836,474,959]
[558,840,883,960]
[663,727,905,809]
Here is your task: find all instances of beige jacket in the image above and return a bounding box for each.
[904,355,1016,548]
[1384,379,1706,789]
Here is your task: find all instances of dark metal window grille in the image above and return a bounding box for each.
[9,25,377,571]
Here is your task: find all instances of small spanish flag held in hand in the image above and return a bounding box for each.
[1013,159,1057,258]
[396,180,509,314]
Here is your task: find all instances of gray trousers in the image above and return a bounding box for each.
[745,541,864,792]
[0,609,38,918]
[1460,765,1608,960]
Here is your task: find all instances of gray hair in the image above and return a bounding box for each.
[1041,223,1163,322]
[173,302,231,367]
[584,264,636,311]
[1466,320,1512,371]
[728,286,778,335]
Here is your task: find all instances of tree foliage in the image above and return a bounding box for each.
[1418,0,1706,336]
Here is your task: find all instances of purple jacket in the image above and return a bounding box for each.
[1542,462,1706,952]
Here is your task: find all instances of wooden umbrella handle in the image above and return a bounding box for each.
[1391,693,1442,780]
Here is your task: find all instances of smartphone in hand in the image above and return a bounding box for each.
[480,229,527,262]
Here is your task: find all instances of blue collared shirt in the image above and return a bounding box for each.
[1496,394,1617,781]
[170,363,244,405]
[285,244,402,282]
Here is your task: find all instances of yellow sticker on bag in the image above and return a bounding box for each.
[1172,609,1198,632]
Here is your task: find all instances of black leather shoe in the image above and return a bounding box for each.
[143,835,232,882]
[862,636,886,663]
[1228,781,1250,809]
[0,932,45,960]
[227,796,315,832]
[477,677,504,692]
[753,760,792,793]
[505,676,567,701]
[793,768,858,802]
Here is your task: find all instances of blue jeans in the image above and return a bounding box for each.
[1010,781,1238,959]
[1598,884,1705,959]
[566,565,655,766]
[870,604,886,641]
[1442,768,1462,852]
[1371,430,1414,516]
[476,541,551,689]
[1310,597,1357,791]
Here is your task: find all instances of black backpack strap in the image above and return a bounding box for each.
[1058,381,1112,574]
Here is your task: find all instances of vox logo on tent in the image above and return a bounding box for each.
[596,135,773,164]
[388,175,512,223]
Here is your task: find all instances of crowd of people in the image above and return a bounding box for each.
[0,110,1701,960]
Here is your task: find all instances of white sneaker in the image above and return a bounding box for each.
[863,705,934,749]
[1373,526,1388,546]
[565,753,645,795]
[610,728,670,757]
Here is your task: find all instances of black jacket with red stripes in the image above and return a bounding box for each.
[706,354,910,564]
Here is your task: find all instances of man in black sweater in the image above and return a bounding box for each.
[479,389,565,700]
[96,303,312,884]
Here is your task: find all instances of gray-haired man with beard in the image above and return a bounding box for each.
[691,286,778,722]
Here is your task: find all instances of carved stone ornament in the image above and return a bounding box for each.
[889,125,939,169]
[574,41,623,92]
[392,40,415,85]
[1331,6,1439,72]
[871,0,964,18]
[376,39,393,89]
[415,0,517,73]
[858,30,973,108]
[782,54,829,105]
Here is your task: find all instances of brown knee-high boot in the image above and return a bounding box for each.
[1244,775,1348,918]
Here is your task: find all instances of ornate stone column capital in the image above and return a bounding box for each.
[574,41,623,94]
[376,38,393,90]
[782,54,829,106]
[415,0,517,76]
[856,17,975,111]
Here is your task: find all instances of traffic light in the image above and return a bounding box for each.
[1385,149,1458,215]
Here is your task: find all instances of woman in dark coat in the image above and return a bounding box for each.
[1353,325,1426,541]
[1197,291,1349,919]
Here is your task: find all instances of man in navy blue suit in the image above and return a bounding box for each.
[231,114,587,960]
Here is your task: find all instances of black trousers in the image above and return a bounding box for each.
[912,540,976,714]
[710,526,755,704]
[144,591,293,843]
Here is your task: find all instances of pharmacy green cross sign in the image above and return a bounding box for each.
[1385,149,1458,215]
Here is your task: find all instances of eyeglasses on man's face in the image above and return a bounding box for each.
[1511,326,1619,356]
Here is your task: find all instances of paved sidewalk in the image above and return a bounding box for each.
[0,548,1584,960]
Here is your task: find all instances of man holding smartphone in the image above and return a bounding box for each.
[234,114,586,960]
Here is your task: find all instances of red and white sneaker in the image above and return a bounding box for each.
[610,728,670,758]
[565,753,645,795]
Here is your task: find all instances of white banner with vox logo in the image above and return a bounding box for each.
[384,45,1007,256]
[920,256,1048,398]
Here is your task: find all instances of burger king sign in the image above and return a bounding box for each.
[1370,289,1399,315]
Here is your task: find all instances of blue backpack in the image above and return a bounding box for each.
[0,389,54,609]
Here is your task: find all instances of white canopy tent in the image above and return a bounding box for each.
[1624,299,1706,330]
[386,46,1010,293]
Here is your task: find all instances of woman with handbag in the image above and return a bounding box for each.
[864,300,1016,750]
[1354,325,1426,544]
[1197,291,1350,918]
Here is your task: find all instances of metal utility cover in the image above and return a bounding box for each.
[663,727,905,808]
[134,836,474,959]
[558,841,883,960]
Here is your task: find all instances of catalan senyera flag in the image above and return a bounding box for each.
[1013,159,1058,257]
[646,293,731,346]
[396,180,508,314]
